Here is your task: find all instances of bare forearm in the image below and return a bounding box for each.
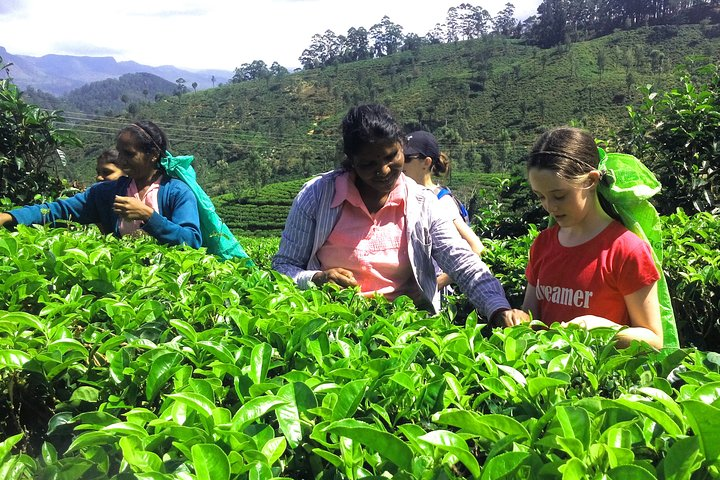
[615,328,663,349]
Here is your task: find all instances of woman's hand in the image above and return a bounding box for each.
[312,268,358,288]
[113,196,153,222]
[492,308,530,327]
[436,273,452,290]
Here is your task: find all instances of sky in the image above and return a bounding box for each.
[0,0,543,72]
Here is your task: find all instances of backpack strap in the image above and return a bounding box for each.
[436,186,470,225]
[436,186,451,200]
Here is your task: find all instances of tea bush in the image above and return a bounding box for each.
[1,222,719,479]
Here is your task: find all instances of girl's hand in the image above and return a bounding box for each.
[312,268,358,288]
[113,196,153,221]
[562,315,620,330]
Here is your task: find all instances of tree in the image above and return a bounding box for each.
[191,81,198,92]
[211,75,216,88]
[453,3,491,39]
[597,49,607,79]
[269,62,288,78]
[493,3,518,37]
[175,77,187,96]
[0,57,82,203]
[649,49,665,74]
[369,16,404,57]
[531,0,568,47]
[426,23,446,44]
[401,33,424,52]
[613,63,720,215]
[344,27,371,62]
[232,60,270,82]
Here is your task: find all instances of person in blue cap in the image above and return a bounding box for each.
[402,130,485,291]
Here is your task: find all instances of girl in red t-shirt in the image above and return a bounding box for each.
[519,127,663,349]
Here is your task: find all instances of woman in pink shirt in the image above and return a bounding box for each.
[273,104,526,326]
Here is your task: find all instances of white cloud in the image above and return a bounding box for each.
[1,0,542,71]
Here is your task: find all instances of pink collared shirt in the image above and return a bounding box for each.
[316,172,421,301]
[117,177,162,236]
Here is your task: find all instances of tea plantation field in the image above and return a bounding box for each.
[1,215,719,479]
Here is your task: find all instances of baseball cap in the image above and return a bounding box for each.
[404,131,440,160]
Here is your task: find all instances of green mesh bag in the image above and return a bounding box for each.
[597,148,679,350]
[161,152,253,264]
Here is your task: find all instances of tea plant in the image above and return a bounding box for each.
[1,224,720,479]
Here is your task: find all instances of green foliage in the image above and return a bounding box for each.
[61,72,176,115]
[215,178,311,237]
[662,209,720,351]
[0,58,82,203]
[1,217,720,478]
[57,25,720,195]
[613,63,720,215]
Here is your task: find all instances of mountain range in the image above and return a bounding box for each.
[0,46,233,96]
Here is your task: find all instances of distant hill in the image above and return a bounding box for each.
[0,46,232,96]
[44,24,720,192]
[22,73,178,116]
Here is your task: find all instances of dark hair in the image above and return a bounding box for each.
[431,152,451,176]
[96,148,119,165]
[528,126,621,222]
[340,104,403,170]
[527,127,599,182]
[118,120,168,158]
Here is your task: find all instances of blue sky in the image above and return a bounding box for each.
[1,0,543,71]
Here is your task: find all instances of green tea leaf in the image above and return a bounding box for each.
[327,418,413,472]
[418,429,480,478]
[260,436,286,465]
[166,392,215,418]
[249,342,272,384]
[118,436,163,473]
[608,464,657,479]
[662,436,701,480]
[0,434,23,465]
[558,457,586,479]
[192,443,230,480]
[682,400,720,462]
[614,397,683,436]
[275,382,316,448]
[232,396,286,431]
[332,379,368,420]
[66,431,117,454]
[169,319,197,343]
[556,406,590,451]
[146,351,183,402]
[70,386,100,403]
[480,451,530,480]
[433,409,529,441]
[527,376,570,397]
[0,349,31,369]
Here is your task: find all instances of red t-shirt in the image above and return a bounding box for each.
[525,221,659,326]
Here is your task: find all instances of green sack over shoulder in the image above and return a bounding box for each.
[597,148,679,350]
[161,152,253,264]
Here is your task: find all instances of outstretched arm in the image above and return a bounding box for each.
[0,213,15,228]
[565,283,663,349]
[437,219,486,289]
